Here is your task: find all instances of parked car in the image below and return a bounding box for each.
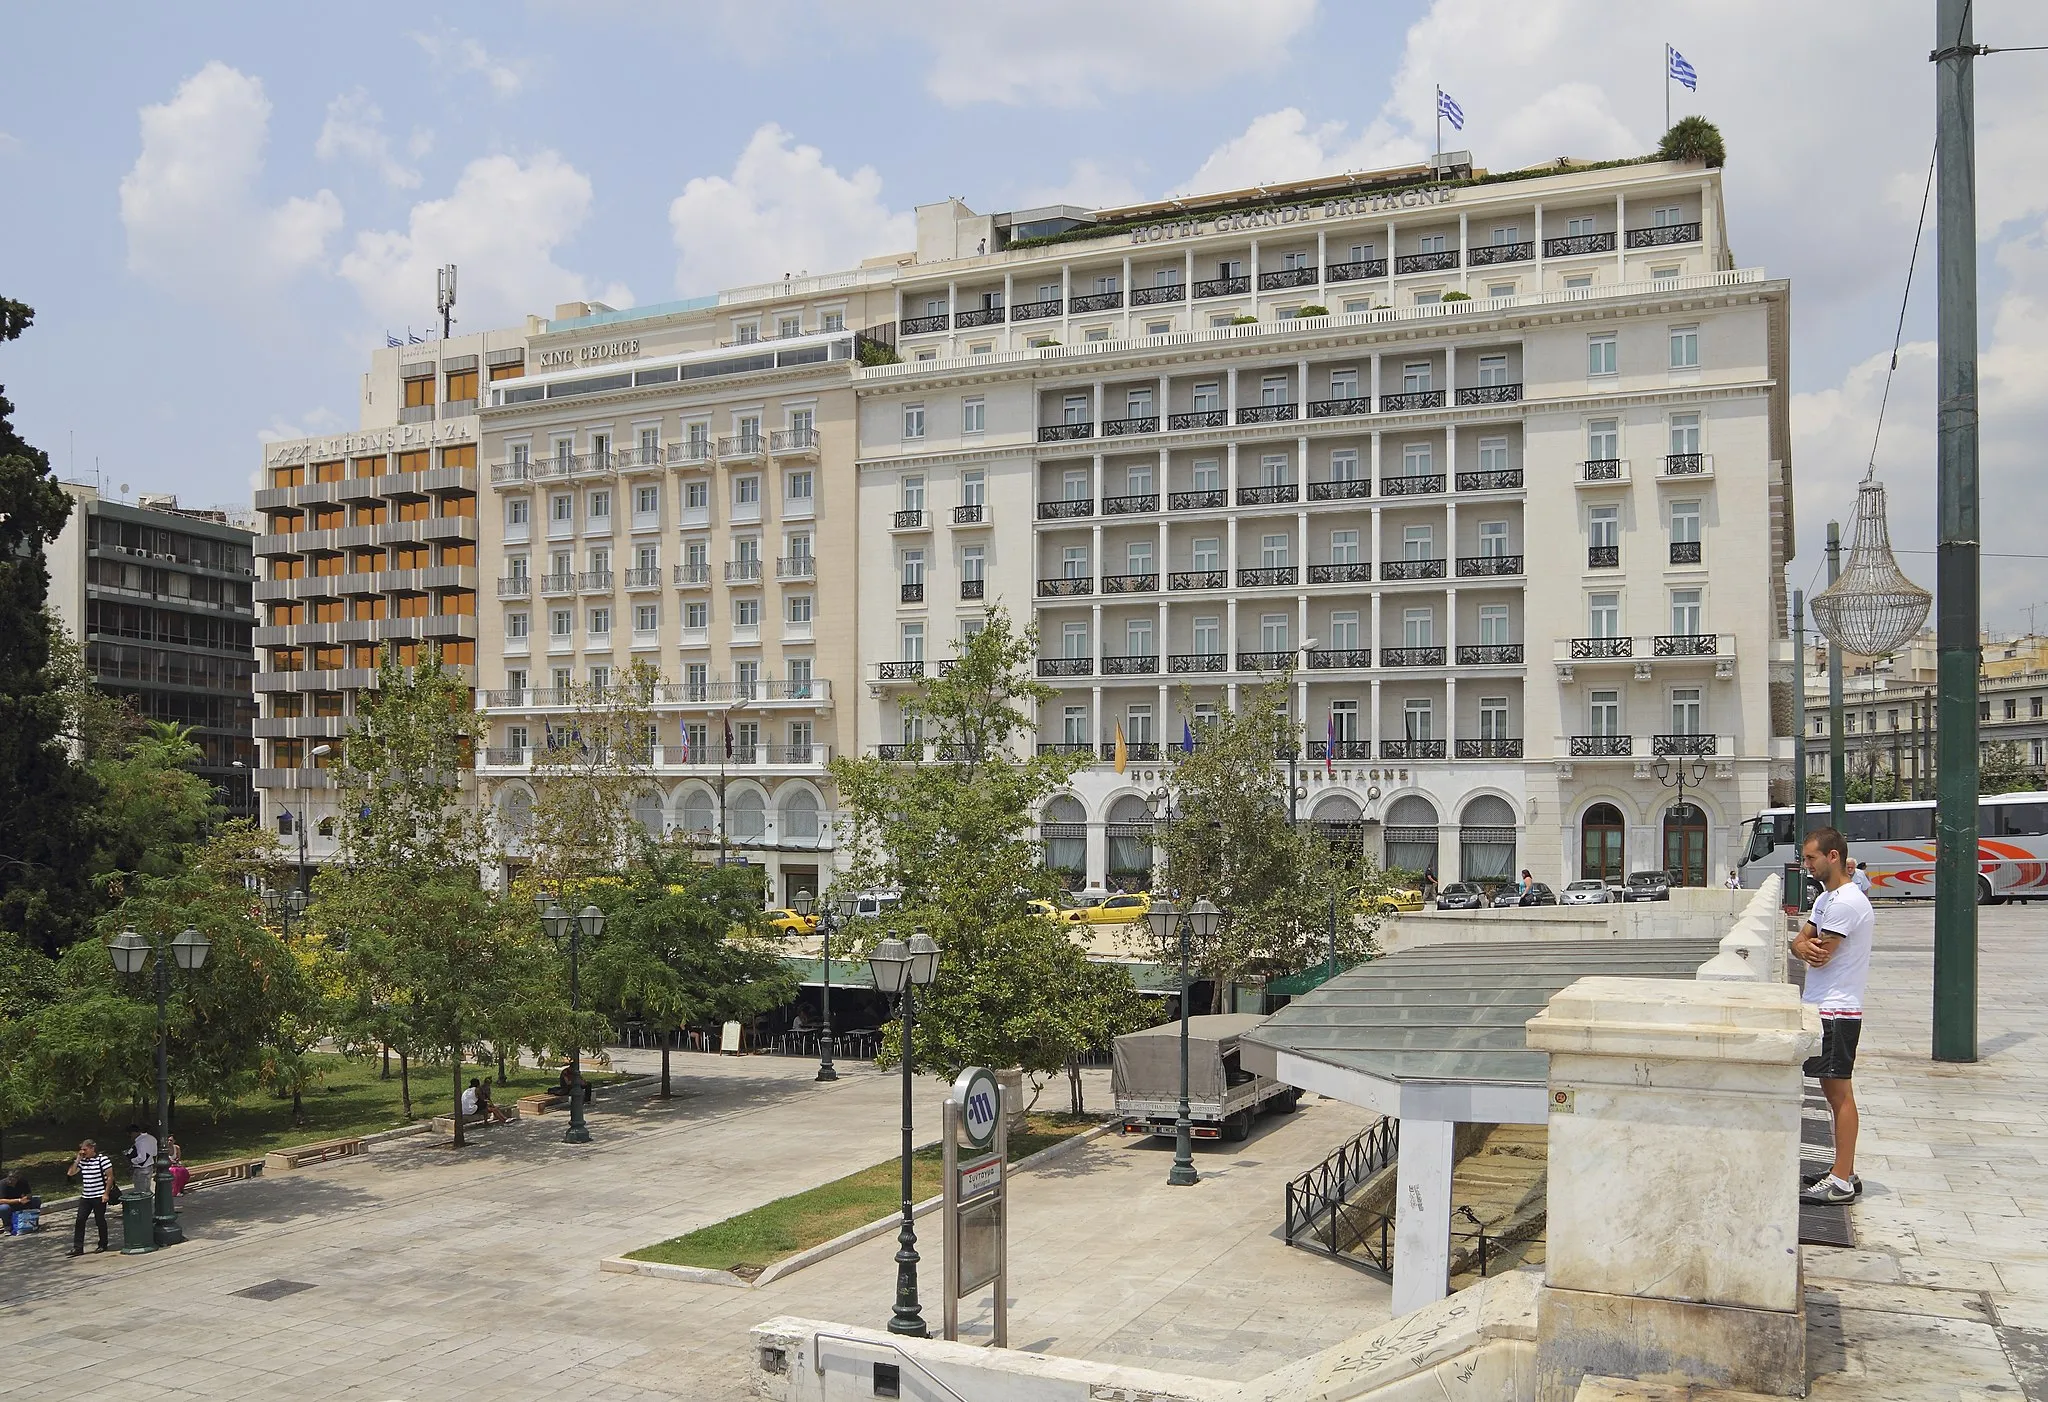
[1561,879,1610,906]
[1489,885,1525,908]
[1435,882,1485,911]
[853,890,902,920]
[1625,871,1672,902]
[1369,886,1427,915]
[1517,883,1558,906]
[1113,1014,1297,1143]
[763,908,818,935]
[1067,891,1151,927]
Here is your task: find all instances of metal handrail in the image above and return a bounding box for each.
[811,1331,972,1402]
[1284,1118,1400,1274]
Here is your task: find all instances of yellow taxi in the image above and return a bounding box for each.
[1064,891,1152,927]
[763,907,819,935]
[1368,886,1427,916]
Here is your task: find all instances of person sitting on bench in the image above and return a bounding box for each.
[1,1169,39,1232]
[550,1067,593,1103]
[464,1078,513,1123]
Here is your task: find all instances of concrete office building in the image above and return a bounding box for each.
[250,328,525,877]
[853,154,1793,890]
[474,277,896,901]
[47,484,259,815]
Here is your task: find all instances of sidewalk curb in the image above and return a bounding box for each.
[599,1256,749,1289]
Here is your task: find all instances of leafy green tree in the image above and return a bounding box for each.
[521,660,661,891]
[1151,672,1385,1005]
[1980,740,2038,796]
[1658,115,1726,168]
[0,299,100,954]
[90,721,223,894]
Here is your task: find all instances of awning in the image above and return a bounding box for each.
[1263,962,1350,998]
[780,957,875,989]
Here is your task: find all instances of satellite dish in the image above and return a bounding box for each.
[119,483,130,495]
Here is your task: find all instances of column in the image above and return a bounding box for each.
[1225,440,1239,498]
[1184,247,1196,318]
[1002,271,1015,352]
[1297,433,1310,494]
[1090,516,1103,590]
[1297,506,1310,592]
[1615,193,1627,282]
[1389,1116,1455,1316]
[1457,210,1470,294]
[1370,676,1383,756]
[1226,598,1239,671]
[1120,254,1133,340]
[1091,609,1103,675]
[1446,673,1458,758]
[1444,347,1457,408]
[1370,430,1382,496]
[1315,228,1328,307]
[1385,220,1397,302]
[1061,264,1072,344]
[1092,385,1105,439]
[1370,354,1382,413]
[1226,366,1239,422]
[1249,238,1260,313]
[1533,204,1545,288]
[1157,375,1170,429]
[1700,179,1716,269]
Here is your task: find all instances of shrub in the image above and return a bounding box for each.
[1293,304,1329,318]
[1229,313,1258,326]
[856,340,900,367]
[1657,116,1725,168]
[1440,291,1472,303]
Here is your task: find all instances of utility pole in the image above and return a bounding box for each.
[1793,590,1810,894]
[1933,0,1980,1063]
[1826,522,1848,834]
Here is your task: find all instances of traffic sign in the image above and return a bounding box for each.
[953,1066,1000,1151]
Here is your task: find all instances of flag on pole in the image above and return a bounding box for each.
[1436,88,1465,131]
[1181,719,1195,755]
[1667,45,1698,91]
[677,727,690,763]
[385,333,402,347]
[723,718,734,760]
[1114,723,1128,774]
[1325,715,1336,776]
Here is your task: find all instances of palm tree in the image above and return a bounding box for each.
[1658,116,1725,168]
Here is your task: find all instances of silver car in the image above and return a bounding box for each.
[1561,879,1610,906]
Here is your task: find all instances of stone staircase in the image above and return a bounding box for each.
[1326,1121,1550,1286]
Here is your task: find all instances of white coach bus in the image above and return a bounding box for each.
[1737,792,2048,904]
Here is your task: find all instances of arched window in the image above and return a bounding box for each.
[632,791,665,838]
[498,788,533,838]
[1458,795,1517,882]
[1384,795,1440,879]
[1105,795,1154,889]
[1664,802,1708,887]
[680,789,716,834]
[1041,795,1087,887]
[729,790,767,841]
[1581,802,1625,882]
[316,817,337,838]
[782,788,822,841]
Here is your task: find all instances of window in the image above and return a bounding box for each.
[684,600,707,629]
[1589,505,1619,549]
[1670,588,1703,635]
[1061,706,1089,746]
[1193,616,1221,656]
[1330,530,1360,564]
[822,310,845,332]
[1590,689,1621,736]
[1062,622,1090,658]
[962,544,985,581]
[1261,614,1289,651]
[1126,617,1154,656]
[1330,449,1360,482]
[1671,687,1703,735]
[552,495,573,523]
[1216,259,1243,279]
[1192,458,1221,492]
[1402,525,1434,561]
[1403,698,1435,741]
[1479,520,1508,557]
[634,485,659,517]
[786,469,813,505]
[1669,325,1700,369]
[507,497,530,526]
[1652,205,1684,228]
[1127,539,1153,572]
[777,314,801,339]
[903,404,925,439]
[1589,334,1617,376]
[1567,216,1596,237]
[1402,362,1433,393]
[1479,604,1511,646]
[902,475,925,512]
[734,598,760,627]
[1477,354,1509,387]
[634,604,658,633]
[1260,453,1291,486]
[1192,537,1220,570]
[1652,265,1681,284]
[1402,608,1434,648]
[1061,546,1088,579]
[1260,533,1290,567]
[685,480,709,511]
[1062,468,1089,501]
[1589,592,1621,638]
[1671,499,1701,544]
[1145,320,1172,336]
[1588,418,1619,460]
[588,490,610,523]
[1127,461,1154,494]
[1127,388,1154,418]
[1479,696,1509,740]
[1669,412,1701,455]
[2004,698,2018,720]
[1418,234,1447,254]
[589,606,611,637]
[1329,368,1359,401]
[1330,611,1360,649]
[735,475,761,506]
[1192,382,1221,413]
[550,608,572,638]
[635,544,658,573]
[961,470,985,507]
[903,550,927,585]
[1094,274,1120,295]
[403,374,435,408]
[1063,394,1089,425]
[1489,225,1520,246]
[1487,282,1516,299]
[1348,242,1376,262]
[1260,375,1289,407]
[507,612,530,639]
[736,321,760,344]
[1402,442,1433,475]
[787,593,812,625]
[1085,328,1109,342]
[962,397,985,433]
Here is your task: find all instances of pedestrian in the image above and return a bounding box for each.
[1,1168,38,1234]
[166,1137,189,1197]
[1853,860,1872,895]
[126,1122,157,1199]
[67,1139,116,1255]
[1791,826,1874,1205]
[1725,869,1743,890]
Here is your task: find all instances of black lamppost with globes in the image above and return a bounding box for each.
[539,897,604,1143]
[1653,754,1711,886]
[262,886,310,939]
[1143,896,1223,1187]
[107,924,210,1248]
[789,891,856,1081]
[869,930,941,1337]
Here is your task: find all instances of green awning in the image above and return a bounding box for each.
[780,957,875,988]
[1265,962,1352,998]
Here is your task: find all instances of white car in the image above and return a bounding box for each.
[1561,879,1610,906]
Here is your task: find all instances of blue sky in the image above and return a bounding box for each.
[4,1,2047,628]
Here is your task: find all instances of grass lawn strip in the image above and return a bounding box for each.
[624,1113,1095,1275]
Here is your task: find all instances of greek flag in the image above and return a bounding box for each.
[1668,46,1697,91]
[1436,88,1465,131]
[385,333,402,347]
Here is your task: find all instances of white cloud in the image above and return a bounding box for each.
[118,61,343,293]
[1014,159,1146,213]
[410,28,528,97]
[316,89,421,189]
[338,151,629,331]
[668,124,915,294]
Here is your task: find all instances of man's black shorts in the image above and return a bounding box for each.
[1804,1015,1861,1079]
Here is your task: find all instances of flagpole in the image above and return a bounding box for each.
[1664,44,1670,132]
[1435,87,1442,163]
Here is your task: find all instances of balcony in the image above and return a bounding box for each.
[1469,241,1534,267]
[579,570,613,592]
[717,435,765,464]
[1103,493,1158,515]
[724,560,763,584]
[491,462,530,485]
[1037,498,1093,521]
[1457,554,1523,577]
[777,556,816,580]
[1570,734,1633,757]
[1037,741,1095,756]
[876,743,922,761]
[893,509,927,529]
[954,306,1006,328]
[1010,298,1062,322]
[1457,644,1524,665]
[1038,576,1092,598]
[1307,478,1370,503]
[1326,258,1387,281]
[960,578,984,599]
[674,563,711,587]
[538,572,574,596]
[1395,250,1459,274]
[1379,390,1445,412]
[496,576,531,599]
[1652,633,1718,657]
[1457,468,1524,491]
[1456,383,1523,406]
[1456,738,1524,759]
[1626,221,1702,248]
[900,582,925,603]
[1168,488,1225,511]
[1237,483,1297,506]
[770,428,819,458]
[1580,458,1625,484]
[1168,409,1227,431]
[1070,290,1123,313]
[1663,453,1706,477]
[1382,473,1446,498]
[623,567,662,590]
[1038,658,1092,678]
[1102,653,1158,676]
[1103,416,1159,437]
[1238,403,1298,425]
[1038,423,1093,444]
[875,661,926,680]
[1169,569,1226,591]
[1169,652,1227,673]
[1102,573,1158,594]
[669,441,714,469]
[1545,231,1616,257]
[1380,558,1446,581]
[1569,636,1632,659]
[1652,732,1717,756]
[1380,647,1446,667]
[1306,648,1369,669]
[1588,545,1619,569]
[615,446,665,473]
[1193,275,1250,298]
[952,503,989,526]
[900,313,949,335]
[1308,563,1370,585]
[1236,566,1297,587]
[1103,740,1162,761]
[1257,266,1317,290]
[1382,738,1448,759]
[1669,540,1702,565]
[1132,283,1185,306]
[1236,651,1293,671]
[1309,739,1372,760]
[1307,396,1372,421]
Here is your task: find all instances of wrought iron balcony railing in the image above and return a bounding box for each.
[1168,489,1225,511]
[1653,633,1718,657]
[623,567,662,589]
[1037,422,1092,443]
[1380,558,1446,581]
[1193,275,1251,298]
[724,560,762,583]
[953,503,987,525]
[1625,221,1702,248]
[1306,648,1369,669]
[1588,545,1620,568]
[1570,734,1632,757]
[1456,738,1524,758]
[1236,566,1298,587]
[1309,739,1373,760]
[1669,540,1702,565]
[1570,636,1632,659]
[674,563,711,586]
[1395,250,1459,273]
[1307,563,1370,584]
[1236,651,1293,671]
[777,556,815,580]
[1664,453,1705,475]
[1169,652,1226,673]
[1653,732,1717,756]
[1457,554,1522,577]
[1037,658,1092,677]
[1582,458,1623,481]
[1379,473,1444,497]
[1167,409,1227,431]
[1103,493,1158,514]
[959,578,985,600]
[1103,416,1159,437]
[1456,468,1524,491]
[1380,738,1447,758]
[1456,644,1524,665]
[1378,390,1445,412]
[900,313,949,335]
[1102,654,1158,676]
[954,306,1005,328]
[1468,241,1534,266]
[1037,498,1092,520]
[1308,479,1371,502]
[1069,290,1123,313]
[893,509,926,529]
[1010,298,1062,321]
[1102,573,1158,594]
[1037,577,1092,597]
[1237,403,1298,425]
[1259,266,1318,289]
[1037,741,1095,755]
[875,661,926,680]
[1326,258,1387,281]
[1308,396,1372,420]
[1545,231,1616,257]
[1379,647,1446,667]
[769,427,818,455]
[1132,283,1185,306]
[1456,383,1523,405]
[900,582,924,603]
[1236,483,1297,505]
[1169,569,1226,590]
[876,744,922,761]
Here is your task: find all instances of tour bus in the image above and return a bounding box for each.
[1737,791,2048,904]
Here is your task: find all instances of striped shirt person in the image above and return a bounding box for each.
[68,1139,115,1255]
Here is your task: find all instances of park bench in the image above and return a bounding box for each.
[184,1156,263,1189]
[516,1092,567,1117]
[262,1136,365,1172]
[429,1106,522,1136]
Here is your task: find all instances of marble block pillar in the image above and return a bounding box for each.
[1524,976,1821,1400]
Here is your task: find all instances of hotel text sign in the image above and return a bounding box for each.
[534,338,641,370]
[266,417,476,466]
[1127,185,1456,245]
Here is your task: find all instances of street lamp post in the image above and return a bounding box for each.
[1145,898,1222,1187]
[262,886,310,939]
[869,931,941,1337]
[540,900,603,1143]
[792,892,856,1081]
[715,698,754,866]
[108,924,210,1249]
[1652,755,1711,886]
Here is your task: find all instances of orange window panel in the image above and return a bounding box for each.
[445,370,478,402]
[438,590,477,616]
[439,543,476,566]
[313,692,344,717]
[271,557,305,580]
[310,645,344,671]
[403,375,435,408]
[313,555,345,578]
[311,742,340,769]
[441,640,477,666]
[352,548,386,572]
[395,498,430,523]
[270,464,304,488]
[489,360,525,382]
[353,596,387,621]
[314,460,345,483]
[394,594,428,619]
[391,544,429,569]
[269,603,304,626]
[396,450,430,475]
[352,643,381,668]
[312,600,344,623]
[392,640,421,667]
[270,694,304,719]
[440,443,478,471]
[271,740,303,768]
[353,502,387,526]
[353,457,384,479]
[309,506,344,531]
[268,510,302,535]
[272,648,303,673]
[439,492,477,517]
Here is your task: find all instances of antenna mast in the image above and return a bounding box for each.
[436,264,458,340]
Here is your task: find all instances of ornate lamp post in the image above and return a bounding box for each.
[108,924,210,1248]
[791,892,857,1081]
[1653,754,1712,886]
[540,900,603,1143]
[1144,897,1222,1187]
[869,930,941,1337]
[262,886,310,938]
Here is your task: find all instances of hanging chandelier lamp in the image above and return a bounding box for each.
[1809,477,1932,658]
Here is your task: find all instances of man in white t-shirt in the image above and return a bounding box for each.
[1792,825,1875,1205]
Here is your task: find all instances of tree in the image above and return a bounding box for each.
[89,720,223,894]
[1981,740,2038,796]
[1658,115,1725,168]
[522,661,661,892]
[1151,672,1386,1004]
[830,608,1148,1091]
[0,298,100,955]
